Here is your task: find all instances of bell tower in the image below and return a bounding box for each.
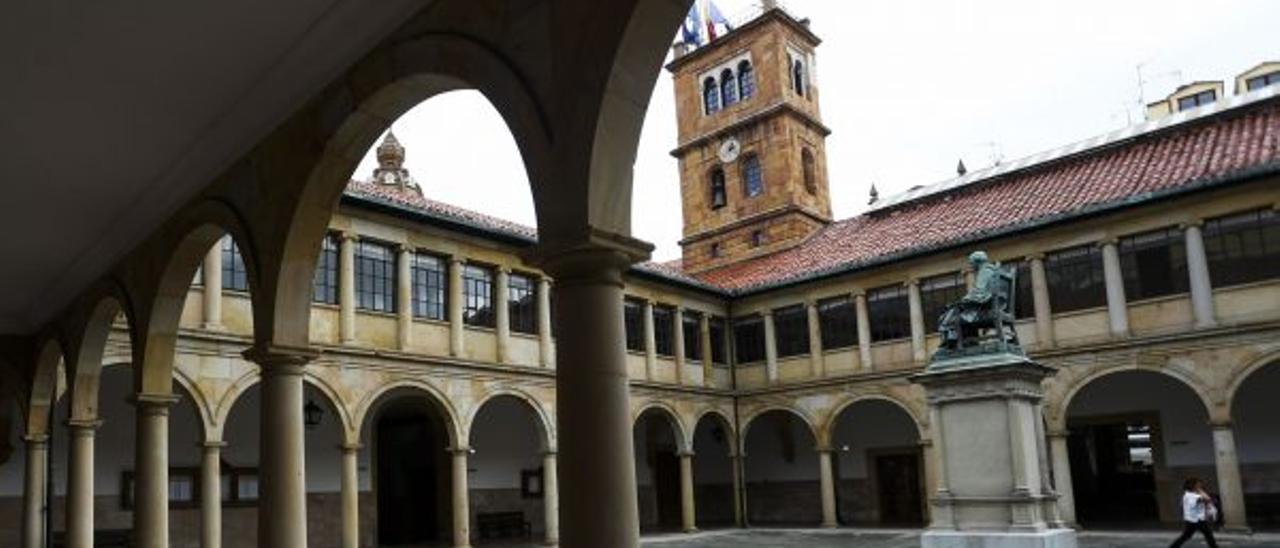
[667,7,832,273]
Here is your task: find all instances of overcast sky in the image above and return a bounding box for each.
[355,0,1280,262]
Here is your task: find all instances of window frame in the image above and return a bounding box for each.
[1246,71,1280,91]
[867,284,911,342]
[1013,260,1034,320]
[801,148,817,194]
[772,305,810,358]
[682,310,702,362]
[508,271,538,335]
[624,298,645,352]
[817,296,857,350]
[1176,89,1216,111]
[741,154,763,198]
[221,237,250,292]
[410,252,448,321]
[737,60,755,100]
[652,304,675,357]
[461,263,496,328]
[719,68,737,107]
[732,315,766,364]
[1203,208,1280,288]
[311,233,340,305]
[1118,226,1189,302]
[709,316,728,365]
[919,272,966,333]
[1044,244,1108,313]
[703,76,720,114]
[354,239,396,313]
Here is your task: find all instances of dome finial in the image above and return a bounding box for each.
[370,129,420,195]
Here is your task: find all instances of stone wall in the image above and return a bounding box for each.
[744,480,821,525]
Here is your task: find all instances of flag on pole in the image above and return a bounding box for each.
[682,0,734,47]
[704,0,733,42]
[681,1,704,46]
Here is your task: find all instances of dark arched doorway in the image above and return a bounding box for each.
[634,408,683,532]
[373,395,453,546]
[691,412,735,528]
[1232,360,1280,530]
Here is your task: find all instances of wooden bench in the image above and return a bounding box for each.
[476,511,532,540]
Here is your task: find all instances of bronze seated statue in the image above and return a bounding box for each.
[935,251,1021,359]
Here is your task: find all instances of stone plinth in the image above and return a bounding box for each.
[911,353,1077,548]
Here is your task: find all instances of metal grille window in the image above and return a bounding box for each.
[1045,245,1107,313]
[818,296,856,350]
[1203,208,1280,287]
[710,316,728,365]
[773,305,810,358]
[742,154,764,198]
[867,284,910,342]
[733,315,766,364]
[410,253,447,320]
[653,305,675,357]
[1177,89,1216,111]
[355,240,396,312]
[312,234,339,304]
[624,298,645,352]
[1014,260,1034,320]
[920,272,965,333]
[221,237,249,292]
[1119,227,1188,301]
[462,264,495,327]
[508,272,537,335]
[683,311,702,362]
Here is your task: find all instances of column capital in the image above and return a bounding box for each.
[676,450,695,458]
[759,309,774,318]
[65,418,103,433]
[130,392,181,414]
[447,445,473,456]
[241,344,319,373]
[201,440,228,449]
[1046,429,1070,439]
[521,229,652,288]
[906,277,920,288]
[815,446,837,455]
[396,243,413,254]
[339,231,359,242]
[23,433,49,445]
[1210,420,1234,430]
[1025,252,1045,261]
[1098,237,1119,247]
[805,299,819,309]
[540,449,558,457]
[851,289,866,299]
[340,442,363,453]
[496,265,512,275]
[449,256,466,266]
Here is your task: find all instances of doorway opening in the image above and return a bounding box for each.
[375,399,451,546]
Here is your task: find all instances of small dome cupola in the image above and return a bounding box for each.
[370,130,421,194]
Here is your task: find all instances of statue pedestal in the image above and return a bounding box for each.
[911,353,1077,548]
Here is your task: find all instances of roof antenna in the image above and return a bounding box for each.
[956,159,967,176]
[867,183,879,205]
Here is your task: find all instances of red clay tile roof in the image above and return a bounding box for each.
[696,95,1280,293]
[346,180,539,240]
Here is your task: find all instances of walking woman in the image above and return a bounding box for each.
[1170,477,1218,548]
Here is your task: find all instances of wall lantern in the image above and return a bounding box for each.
[304,399,323,430]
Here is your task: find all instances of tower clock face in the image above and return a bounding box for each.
[718,137,741,163]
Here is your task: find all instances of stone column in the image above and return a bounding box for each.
[818,448,838,528]
[1100,239,1129,337]
[806,301,825,377]
[642,300,656,380]
[537,276,554,368]
[449,257,465,357]
[699,315,714,388]
[920,439,939,523]
[908,279,927,363]
[134,393,179,548]
[450,447,472,547]
[1047,431,1076,527]
[21,434,48,548]
[730,452,745,527]
[340,443,361,548]
[672,307,686,385]
[762,310,778,384]
[1211,423,1249,532]
[339,232,357,344]
[201,441,225,548]
[203,242,223,329]
[244,346,317,548]
[537,245,641,547]
[542,451,559,545]
[66,419,99,548]
[397,245,413,351]
[678,451,697,533]
[1028,254,1054,348]
[1184,222,1217,328]
[496,267,511,363]
[854,291,873,370]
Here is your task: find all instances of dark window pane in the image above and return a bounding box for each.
[703,77,720,113]
[1045,244,1107,313]
[221,237,249,292]
[1204,208,1280,287]
[1120,227,1188,301]
[867,284,910,342]
[720,69,737,106]
[509,272,537,335]
[653,305,675,357]
[818,296,857,350]
[1014,260,1034,320]
[1247,72,1280,91]
[737,60,755,100]
[919,272,965,333]
[411,253,447,320]
[624,298,645,352]
[1176,89,1216,111]
[311,234,339,304]
[709,316,728,365]
[355,240,396,313]
[683,311,702,362]
[773,305,810,358]
[462,264,494,327]
[733,315,766,364]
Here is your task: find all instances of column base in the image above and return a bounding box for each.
[921,528,1077,548]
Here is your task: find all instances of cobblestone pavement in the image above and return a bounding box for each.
[636,528,1280,547]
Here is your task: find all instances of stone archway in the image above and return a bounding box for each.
[828,398,925,527]
[741,408,820,526]
[1230,358,1280,530]
[634,407,687,533]
[690,410,736,528]
[468,393,555,543]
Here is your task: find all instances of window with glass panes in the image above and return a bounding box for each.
[221,237,249,292]
[1203,208,1280,287]
[818,296,856,350]
[773,305,810,358]
[1247,71,1280,91]
[312,234,339,304]
[919,272,965,333]
[1177,90,1216,111]
[462,264,495,327]
[624,298,645,352]
[355,240,396,312]
[1119,227,1188,301]
[742,154,764,197]
[653,305,675,356]
[733,315,766,364]
[1014,260,1034,319]
[683,311,702,362]
[1045,245,1107,313]
[710,316,728,365]
[867,284,910,342]
[508,272,537,335]
[410,253,447,320]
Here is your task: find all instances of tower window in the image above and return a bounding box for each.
[703,77,720,114]
[720,68,737,106]
[742,154,764,197]
[750,230,764,248]
[792,58,807,97]
[709,168,727,209]
[801,148,817,194]
[709,242,721,258]
[1176,89,1216,111]
[737,60,755,100]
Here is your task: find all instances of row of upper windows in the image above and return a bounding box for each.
[621,298,730,365]
[702,60,755,115]
[727,206,1279,364]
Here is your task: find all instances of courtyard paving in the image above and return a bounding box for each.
[635,528,1279,547]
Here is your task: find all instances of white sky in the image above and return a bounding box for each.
[355,0,1280,262]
